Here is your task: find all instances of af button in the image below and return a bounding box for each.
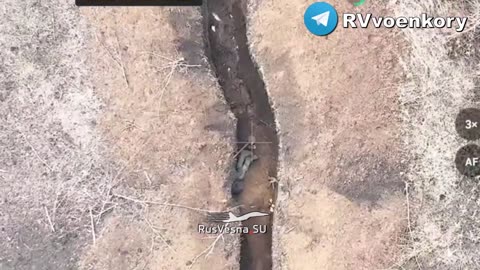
[455,144,480,177]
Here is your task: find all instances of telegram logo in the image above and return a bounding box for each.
[304,2,338,36]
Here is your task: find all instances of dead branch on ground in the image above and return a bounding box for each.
[145,217,176,254]
[89,207,96,245]
[44,206,55,232]
[404,181,423,270]
[20,131,52,171]
[187,232,225,269]
[113,193,215,213]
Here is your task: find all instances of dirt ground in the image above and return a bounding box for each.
[1,1,238,270]
[78,6,241,270]
[391,1,480,269]
[1,0,480,269]
[250,0,480,269]
[249,0,408,269]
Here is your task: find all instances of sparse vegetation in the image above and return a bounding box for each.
[391,0,480,268]
[0,1,237,269]
[0,1,113,268]
[2,0,480,269]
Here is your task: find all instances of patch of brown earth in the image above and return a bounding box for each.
[78,7,238,270]
[249,0,408,269]
[204,0,279,268]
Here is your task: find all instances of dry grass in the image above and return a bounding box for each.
[3,0,479,269]
[390,0,480,268]
[1,1,237,270]
[0,1,117,268]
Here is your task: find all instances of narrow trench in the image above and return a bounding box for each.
[202,0,279,269]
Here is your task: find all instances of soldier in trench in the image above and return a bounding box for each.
[231,139,257,196]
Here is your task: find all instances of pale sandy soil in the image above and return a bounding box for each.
[1,1,238,270]
[391,1,480,268]
[250,0,480,269]
[79,7,239,270]
[1,0,479,269]
[249,0,408,269]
